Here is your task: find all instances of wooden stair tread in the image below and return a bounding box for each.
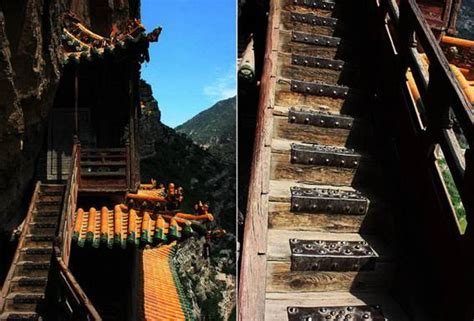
[266,260,396,293]
[266,229,394,262]
[269,179,356,202]
[265,292,409,321]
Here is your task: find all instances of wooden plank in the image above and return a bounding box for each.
[274,82,365,115]
[268,179,355,203]
[271,152,356,185]
[266,229,393,262]
[280,0,337,17]
[280,11,339,36]
[268,202,369,233]
[272,116,371,150]
[277,54,360,86]
[265,292,408,321]
[266,261,395,293]
[239,0,280,319]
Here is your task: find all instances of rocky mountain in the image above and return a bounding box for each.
[139,80,236,320]
[175,97,236,165]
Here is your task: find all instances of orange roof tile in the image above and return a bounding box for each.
[73,204,211,248]
[138,243,193,321]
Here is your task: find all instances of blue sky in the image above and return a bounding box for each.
[140,0,236,128]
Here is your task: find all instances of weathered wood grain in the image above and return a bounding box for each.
[268,179,356,203]
[274,82,365,115]
[268,202,368,233]
[278,30,357,61]
[280,11,339,35]
[272,116,369,149]
[280,0,337,17]
[265,292,409,321]
[239,1,279,320]
[266,261,395,293]
[277,54,361,86]
[271,152,356,184]
[266,229,394,262]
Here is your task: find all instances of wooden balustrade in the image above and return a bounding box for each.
[56,141,81,265]
[48,253,102,321]
[379,0,474,233]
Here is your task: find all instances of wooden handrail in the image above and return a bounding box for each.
[53,251,102,320]
[380,0,474,230]
[56,140,81,265]
[0,181,42,311]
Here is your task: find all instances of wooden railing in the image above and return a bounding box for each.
[48,252,102,321]
[127,126,140,193]
[46,139,102,319]
[0,181,42,312]
[56,140,81,265]
[378,0,474,233]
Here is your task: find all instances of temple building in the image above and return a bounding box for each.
[0,5,211,321]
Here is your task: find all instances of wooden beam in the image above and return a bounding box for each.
[238,1,279,320]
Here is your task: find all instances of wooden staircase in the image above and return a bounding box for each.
[241,0,411,319]
[0,183,65,321]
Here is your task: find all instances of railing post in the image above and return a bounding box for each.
[397,0,413,73]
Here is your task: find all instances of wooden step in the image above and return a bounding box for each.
[281,11,341,36]
[81,161,126,166]
[0,312,39,321]
[275,79,366,115]
[20,247,52,255]
[272,110,370,150]
[39,184,64,192]
[279,30,359,62]
[19,249,52,263]
[33,210,59,218]
[10,277,47,294]
[37,194,62,202]
[277,53,361,87]
[282,0,338,17]
[265,292,408,321]
[266,230,393,263]
[25,235,54,242]
[81,147,126,153]
[34,203,61,212]
[4,293,44,312]
[81,171,126,177]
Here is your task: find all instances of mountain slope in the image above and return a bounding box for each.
[175,97,236,165]
[139,80,235,320]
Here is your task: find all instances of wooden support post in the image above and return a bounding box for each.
[74,66,79,137]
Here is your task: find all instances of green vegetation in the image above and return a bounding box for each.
[438,158,467,233]
[140,125,236,232]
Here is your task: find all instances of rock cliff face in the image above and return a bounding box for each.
[0,0,139,229]
[0,0,64,228]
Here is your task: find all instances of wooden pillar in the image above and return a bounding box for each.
[74,65,79,137]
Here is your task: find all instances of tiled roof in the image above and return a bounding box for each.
[138,243,193,321]
[61,12,161,65]
[72,204,213,248]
